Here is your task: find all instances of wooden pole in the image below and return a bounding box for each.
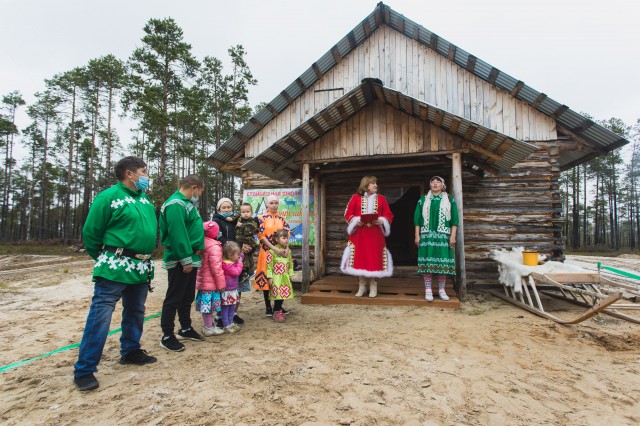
[451,152,467,301]
[313,175,321,279]
[320,179,326,276]
[302,163,311,293]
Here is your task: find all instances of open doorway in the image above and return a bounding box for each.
[385,185,422,266]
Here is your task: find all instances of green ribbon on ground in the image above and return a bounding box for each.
[0,312,161,373]
[598,262,640,281]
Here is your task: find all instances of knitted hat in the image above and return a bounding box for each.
[216,197,233,211]
[203,221,220,239]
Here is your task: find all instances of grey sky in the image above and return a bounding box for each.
[2,0,639,150]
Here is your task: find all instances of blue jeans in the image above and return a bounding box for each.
[74,278,148,378]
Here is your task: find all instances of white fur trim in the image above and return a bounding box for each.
[340,247,394,278]
[346,216,361,235]
[379,217,391,237]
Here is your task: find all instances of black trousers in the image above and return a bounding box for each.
[161,264,197,336]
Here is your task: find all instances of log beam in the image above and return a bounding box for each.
[302,163,311,293]
[452,152,467,301]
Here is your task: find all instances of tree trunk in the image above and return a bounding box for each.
[106,85,113,185]
[39,117,50,240]
[64,86,77,245]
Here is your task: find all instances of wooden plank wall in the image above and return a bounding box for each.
[297,101,464,162]
[246,25,557,158]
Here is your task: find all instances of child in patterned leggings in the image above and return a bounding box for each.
[220,242,244,333]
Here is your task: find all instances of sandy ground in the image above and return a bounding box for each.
[0,255,639,425]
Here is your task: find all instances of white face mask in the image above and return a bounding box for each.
[191,195,199,203]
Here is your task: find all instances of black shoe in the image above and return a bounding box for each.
[177,327,205,341]
[281,307,289,315]
[215,317,223,328]
[74,373,99,391]
[119,349,157,365]
[265,307,273,317]
[160,335,185,352]
[233,314,245,325]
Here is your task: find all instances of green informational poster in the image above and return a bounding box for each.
[242,187,315,246]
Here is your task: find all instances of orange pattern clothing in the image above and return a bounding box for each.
[253,212,290,291]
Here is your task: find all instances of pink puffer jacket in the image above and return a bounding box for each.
[196,237,225,291]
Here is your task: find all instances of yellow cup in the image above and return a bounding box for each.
[522,251,539,266]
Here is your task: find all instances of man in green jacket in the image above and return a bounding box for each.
[74,156,157,392]
[159,174,206,351]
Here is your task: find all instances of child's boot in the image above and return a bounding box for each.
[355,276,367,297]
[369,279,378,298]
[203,325,224,336]
[272,310,286,322]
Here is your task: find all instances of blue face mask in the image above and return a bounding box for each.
[220,212,233,217]
[134,175,149,191]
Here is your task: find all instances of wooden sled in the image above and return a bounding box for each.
[490,272,625,325]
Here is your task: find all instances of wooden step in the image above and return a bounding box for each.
[300,274,460,308]
[301,291,459,307]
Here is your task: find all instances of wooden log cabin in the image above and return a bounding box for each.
[208,3,629,305]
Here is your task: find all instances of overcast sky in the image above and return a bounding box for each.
[2,0,639,151]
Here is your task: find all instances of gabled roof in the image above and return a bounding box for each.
[242,79,538,183]
[209,2,628,172]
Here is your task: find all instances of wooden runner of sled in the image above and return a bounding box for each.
[489,272,629,325]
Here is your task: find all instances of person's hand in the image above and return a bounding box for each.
[242,243,252,253]
[357,221,364,227]
[183,264,193,273]
[449,235,456,247]
[278,248,288,257]
[415,235,420,247]
[372,219,382,226]
[195,249,203,256]
[226,216,234,222]
[220,286,226,292]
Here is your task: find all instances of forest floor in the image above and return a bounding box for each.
[0,252,639,425]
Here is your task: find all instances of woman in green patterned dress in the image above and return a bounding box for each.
[414,176,459,301]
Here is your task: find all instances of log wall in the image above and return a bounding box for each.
[246,24,557,158]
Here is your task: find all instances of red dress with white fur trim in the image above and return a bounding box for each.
[340,193,394,278]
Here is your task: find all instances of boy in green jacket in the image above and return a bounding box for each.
[159,174,206,352]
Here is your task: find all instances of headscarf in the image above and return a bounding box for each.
[266,195,279,204]
[422,177,452,233]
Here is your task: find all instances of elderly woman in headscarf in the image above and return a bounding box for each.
[413,176,459,301]
[254,194,290,316]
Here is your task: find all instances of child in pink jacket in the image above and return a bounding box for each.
[195,221,226,336]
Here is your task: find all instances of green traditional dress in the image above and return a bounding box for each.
[414,192,459,275]
[82,182,157,284]
[266,246,294,301]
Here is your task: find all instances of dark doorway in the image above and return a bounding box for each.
[386,185,421,266]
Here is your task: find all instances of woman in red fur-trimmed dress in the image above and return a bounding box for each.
[340,175,394,298]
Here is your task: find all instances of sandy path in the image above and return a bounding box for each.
[0,257,638,425]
